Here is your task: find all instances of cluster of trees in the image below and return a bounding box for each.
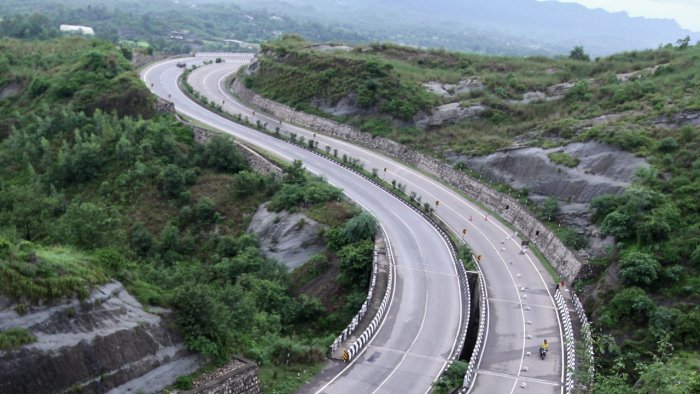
[0,36,375,391]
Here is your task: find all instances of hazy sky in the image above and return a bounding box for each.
[554,0,700,31]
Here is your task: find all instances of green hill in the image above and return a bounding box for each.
[244,35,700,391]
[0,36,374,392]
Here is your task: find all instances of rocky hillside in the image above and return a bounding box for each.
[1,281,201,394]
[244,36,700,391]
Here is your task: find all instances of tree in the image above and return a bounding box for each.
[569,45,590,61]
[284,159,306,185]
[160,164,186,197]
[342,212,377,244]
[232,170,264,197]
[201,135,247,173]
[130,222,154,256]
[540,197,560,222]
[338,240,374,289]
[676,36,691,49]
[599,287,655,328]
[175,285,233,361]
[619,250,661,287]
[60,202,123,249]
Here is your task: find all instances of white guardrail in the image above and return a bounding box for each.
[328,226,395,359]
[572,292,595,387]
[554,289,576,394]
[459,257,488,393]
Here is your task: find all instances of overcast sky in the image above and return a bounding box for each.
[553,0,700,31]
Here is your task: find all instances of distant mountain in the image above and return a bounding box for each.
[233,0,699,56]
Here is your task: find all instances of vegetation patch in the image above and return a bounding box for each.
[547,151,580,168]
[0,328,36,351]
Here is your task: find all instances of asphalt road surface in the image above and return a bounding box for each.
[143,57,463,394]
[142,55,564,393]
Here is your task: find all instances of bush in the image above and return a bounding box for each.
[130,222,154,256]
[342,212,377,244]
[547,152,580,168]
[269,336,324,365]
[175,285,233,361]
[201,135,248,173]
[159,164,186,197]
[0,328,36,350]
[600,287,656,328]
[338,240,374,289]
[174,375,193,390]
[433,361,468,394]
[619,250,661,287]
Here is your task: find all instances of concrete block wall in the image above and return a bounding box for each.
[232,78,585,280]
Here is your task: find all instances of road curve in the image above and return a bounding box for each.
[142,57,463,393]
[184,58,566,394]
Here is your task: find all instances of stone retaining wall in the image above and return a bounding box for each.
[232,78,584,280]
[182,357,261,394]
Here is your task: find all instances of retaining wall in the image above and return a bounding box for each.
[232,78,584,281]
[182,357,261,394]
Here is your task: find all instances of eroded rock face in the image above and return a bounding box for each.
[247,203,327,270]
[417,102,486,128]
[422,79,485,98]
[0,282,201,394]
[314,93,363,117]
[452,142,647,240]
[655,110,700,129]
[457,142,646,203]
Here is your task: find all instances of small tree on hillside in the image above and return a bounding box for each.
[676,36,691,49]
[569,46,590,61]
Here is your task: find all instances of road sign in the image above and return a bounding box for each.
[476,254,482,262]
[343,350,349,361]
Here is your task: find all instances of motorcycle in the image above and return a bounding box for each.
[539,346,548,360]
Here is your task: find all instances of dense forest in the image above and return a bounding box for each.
[245,36,700,392]
[0,34,376,392]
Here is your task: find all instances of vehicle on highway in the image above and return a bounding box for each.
[539,339,549,360]
[176,62,186,68]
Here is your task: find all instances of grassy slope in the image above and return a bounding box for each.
[247,36,700,391]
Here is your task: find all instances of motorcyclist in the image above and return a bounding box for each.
[539,339,549,359]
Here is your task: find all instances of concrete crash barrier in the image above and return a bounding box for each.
[459,257,488,393]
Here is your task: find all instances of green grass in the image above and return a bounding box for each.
[258,362,325,394]
[0,327,36,350]
[547,152,580,168]
[0,242,107,303]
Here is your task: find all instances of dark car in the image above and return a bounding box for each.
[176,62,186,68]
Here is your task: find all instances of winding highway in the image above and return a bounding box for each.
[141,55,564,393]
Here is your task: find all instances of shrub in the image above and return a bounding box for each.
[269,336,324,365]
[201,135,248,173]
[619,250,661,287]
[0,328,36,350]
[547,152,580,168]
[600,287,656,328]
[342,212,377,244]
